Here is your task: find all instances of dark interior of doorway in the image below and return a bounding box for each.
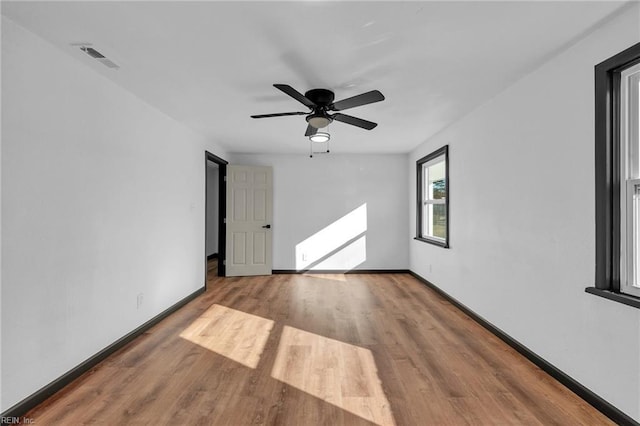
[205,151,228,285]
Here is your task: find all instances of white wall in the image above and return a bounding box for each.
[408,5,640,421]
[206,162,219,256]
[230,154,408,271]
[0,17,227,411]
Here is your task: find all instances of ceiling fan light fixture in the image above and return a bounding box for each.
[310,132,330,143]
[307,115,331,129]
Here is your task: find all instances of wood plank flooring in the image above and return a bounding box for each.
[25,263,613,425]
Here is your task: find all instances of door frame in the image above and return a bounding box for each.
[205,151,228,281]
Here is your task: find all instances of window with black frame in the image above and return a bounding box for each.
[416,145,449,248]
[589,42,640,307]
[620,59,640,298]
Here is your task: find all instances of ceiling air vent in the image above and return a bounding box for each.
[75,44,120,70]
[81,47,104,58]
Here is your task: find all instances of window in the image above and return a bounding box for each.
[620,61,640,297]
[589,42,640,307]
[416,145,449,248]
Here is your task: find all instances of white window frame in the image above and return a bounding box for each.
[620,62,640,297]
[421,158,446,242]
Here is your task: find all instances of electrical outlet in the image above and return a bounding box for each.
[302,253,308,261]
[136,293,144,309]
[429,264,432,273]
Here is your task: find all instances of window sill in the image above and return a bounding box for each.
[585,287,640,309]
[414,237,449,248]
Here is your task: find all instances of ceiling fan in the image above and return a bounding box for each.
[251,84,385,137]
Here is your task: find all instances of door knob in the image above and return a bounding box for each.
[262,224,271,229]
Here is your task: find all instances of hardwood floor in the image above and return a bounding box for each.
[207,256,218,281]
[25,266,613,425]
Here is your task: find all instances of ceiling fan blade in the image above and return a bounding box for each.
[305,124,317,137]
[332,113,378,130]
[251,111,308,119]
[330,90,385,111]
[273,84,316,108]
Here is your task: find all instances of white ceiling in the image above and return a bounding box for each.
[1,1,628,154]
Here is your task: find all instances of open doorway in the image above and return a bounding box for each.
[205,151,228,285]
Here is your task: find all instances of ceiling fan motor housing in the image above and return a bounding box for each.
[304,89,334,106]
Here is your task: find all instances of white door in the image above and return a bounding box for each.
[225,165,273,276]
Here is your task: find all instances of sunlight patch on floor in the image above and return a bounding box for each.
[301,273,348,282]
[271,325,395,426]
[179,304,273,369]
